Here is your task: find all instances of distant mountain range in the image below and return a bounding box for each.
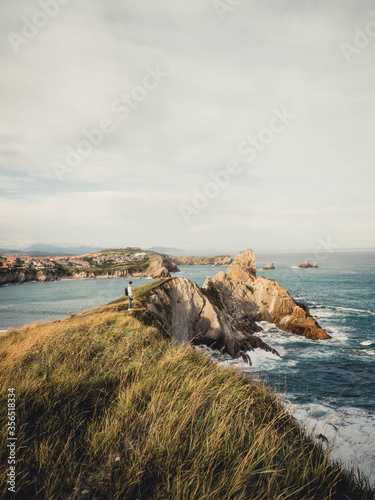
[146,246,188,256]
[0,244,102,256]
[146,246,228,257]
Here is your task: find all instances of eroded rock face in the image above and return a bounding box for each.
[226,249,257,283]
[0,270,59,285]
[151,267,170,278]
[146,277,279,364]
[144,248,329,364]
[146,255,180,278]
[171,255,233,266]
[251,276,328,339]
[210,249,330,341]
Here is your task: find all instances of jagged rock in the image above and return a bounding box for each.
[252,276,328,339]
[209,249,330,341]
[226,249,257,283]
[144,255,179,278]
[145,277,280,365]
[150,267,170,278]
[298,261,319,268]
[262,263,275,270]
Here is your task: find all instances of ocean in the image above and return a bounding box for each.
[1,250,374,483]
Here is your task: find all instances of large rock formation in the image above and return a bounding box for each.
[146,255,180,278]
[143,249,329,364]
[209,250,329,340]
[226,249,257,283]
[145,277,279,364]
[171,255,233,266]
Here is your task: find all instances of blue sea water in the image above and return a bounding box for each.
[1,251,374,483]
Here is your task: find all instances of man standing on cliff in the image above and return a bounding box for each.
[127,281,133,310]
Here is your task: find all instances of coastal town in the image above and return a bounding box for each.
[0,250,148,270]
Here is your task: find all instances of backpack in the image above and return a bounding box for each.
[125,287,129,296]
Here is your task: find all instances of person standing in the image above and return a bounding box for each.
[127,281,133,310]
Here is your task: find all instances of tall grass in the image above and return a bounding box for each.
[0,298,373,499]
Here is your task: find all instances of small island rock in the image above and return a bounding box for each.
[262,263,275,270]
[298,261,319,269]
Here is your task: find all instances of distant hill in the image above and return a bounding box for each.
[0,244,103,256]
[0,249,26,256]
[23,244,103,256]
[146,246,228,257]
[146,246,188,256]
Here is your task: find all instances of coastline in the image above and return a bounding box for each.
[0,270,157,287]
[1,254,375,488]
[1,283,373,497]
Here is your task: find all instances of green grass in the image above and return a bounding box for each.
[0,293,374,499]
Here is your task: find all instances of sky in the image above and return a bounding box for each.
[1,0,375,254]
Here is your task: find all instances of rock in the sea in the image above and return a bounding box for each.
[226,249,257,283]
[298,261,319,268]
[212,249,329,340]
[262,263,275,270]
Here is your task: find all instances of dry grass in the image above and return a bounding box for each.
[0,296,374,499]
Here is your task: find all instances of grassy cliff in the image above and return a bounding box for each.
[0,284,373,499]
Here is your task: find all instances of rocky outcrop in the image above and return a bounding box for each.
[150,266,170,278]
[299,261,319,268]
[146,255,179,278]
[170,255,233,266]
[262,263,275,270]
[209,249,329,341]
[145,277,279,364]
[251,276,328,339]
[226,249,257,283]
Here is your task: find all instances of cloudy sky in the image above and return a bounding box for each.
[1,0,374,253]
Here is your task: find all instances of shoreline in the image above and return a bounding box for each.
[0,272,159,287]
